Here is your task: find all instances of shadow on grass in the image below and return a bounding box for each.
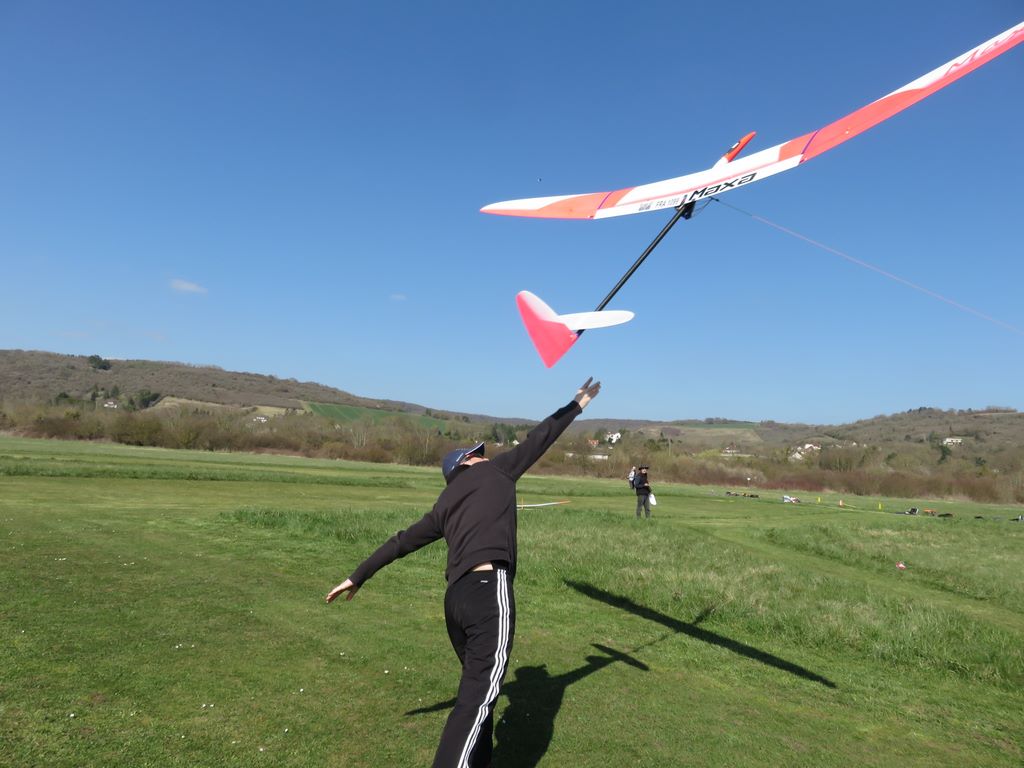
[565,580,836,689]
[407,643,648,768]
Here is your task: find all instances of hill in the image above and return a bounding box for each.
[823,406,1024,448]
[0,349,510,422]
[3,349,1024,503]
[3,349,1024,453]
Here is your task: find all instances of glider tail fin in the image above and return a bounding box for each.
[516,291,633,367]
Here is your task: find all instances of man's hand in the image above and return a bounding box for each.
[574,377,601,410]
[326,578,359,603]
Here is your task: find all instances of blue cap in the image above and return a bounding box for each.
[442,442,485,482]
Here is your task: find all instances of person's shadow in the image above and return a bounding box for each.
[565,580,836,688]
[407,643,648,768]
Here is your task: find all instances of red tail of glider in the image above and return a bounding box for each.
[516,291,634,367]
[516,292,578,368]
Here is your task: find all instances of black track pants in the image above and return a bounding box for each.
[432,567,515,768]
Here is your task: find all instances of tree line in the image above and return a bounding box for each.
[2,394,1022,504]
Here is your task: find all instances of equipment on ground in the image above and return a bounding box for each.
[516,499,571,509]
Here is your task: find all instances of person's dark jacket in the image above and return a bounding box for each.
[634,471,651,496]
[347,401,582,587]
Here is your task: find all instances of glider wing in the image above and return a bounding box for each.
[482,22,1024,220]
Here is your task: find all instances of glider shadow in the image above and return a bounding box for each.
[407,643,649,768]
[565,580,836,689]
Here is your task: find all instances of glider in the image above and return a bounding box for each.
[487,21,1024,366]
[516,498,571,509]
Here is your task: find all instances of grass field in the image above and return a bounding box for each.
[2,435,1022,767]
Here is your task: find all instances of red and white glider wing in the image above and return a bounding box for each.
[481,22,1024,220]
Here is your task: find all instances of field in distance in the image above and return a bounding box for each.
[1,435,1021,767]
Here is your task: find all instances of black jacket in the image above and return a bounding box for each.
[634,471,651,496]
[348,401,582,587]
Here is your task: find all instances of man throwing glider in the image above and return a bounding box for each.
[326,377,601,768]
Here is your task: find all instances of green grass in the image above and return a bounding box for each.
[1,435,1022,767]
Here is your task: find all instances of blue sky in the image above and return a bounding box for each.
[2,1,1022,424]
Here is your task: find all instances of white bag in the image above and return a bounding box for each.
[648,493,657,507]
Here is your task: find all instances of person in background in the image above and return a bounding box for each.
[634,464,652,519]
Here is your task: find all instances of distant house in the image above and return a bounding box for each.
[789,442,821,461]
[102,400,118,409]
[942,437,964,446]
[605,432,622,444]
[587,439,600,448]
[252,415,268,424]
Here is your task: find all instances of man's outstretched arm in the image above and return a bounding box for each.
[495,378,601,480]
[325,506,444,603]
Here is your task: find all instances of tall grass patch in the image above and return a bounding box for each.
[757,517,1024,612]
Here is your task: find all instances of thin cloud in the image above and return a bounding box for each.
[390,293,407,302]
[171,278,207,294]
